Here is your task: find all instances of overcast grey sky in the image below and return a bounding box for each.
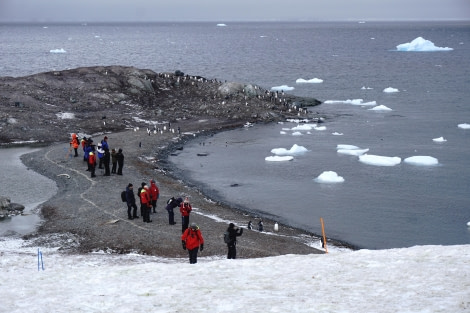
[0,0,469,22]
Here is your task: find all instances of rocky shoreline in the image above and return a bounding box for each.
[1,66,339,258]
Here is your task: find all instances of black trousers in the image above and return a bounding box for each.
[168,209,175,224]
[228,243,237,259]
[143,204,151,222]
[111,162,117,173]
[127,203,138,218]
[182,216,190,233]
[151,200,157,212]
[188,247,199,264]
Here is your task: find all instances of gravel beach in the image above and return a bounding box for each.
[21,118,325,259]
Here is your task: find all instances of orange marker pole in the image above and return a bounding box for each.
[320,217,328,253]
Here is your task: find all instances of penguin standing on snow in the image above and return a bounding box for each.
[247,221,253,230]
[258,220,264,232]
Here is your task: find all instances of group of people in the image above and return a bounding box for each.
[123,183,244,263]
[69,134,124,178]
[125,180,160,222]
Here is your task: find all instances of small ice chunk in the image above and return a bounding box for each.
[265,156,294,162]
[432,137,447,142]
[314,171,345,183]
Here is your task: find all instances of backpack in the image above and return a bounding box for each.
[223,231,231,244]
[121,191,127,202]
[167,197,175,205]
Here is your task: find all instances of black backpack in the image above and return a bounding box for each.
[167,197,175,205]
[223,231,231,244]
[121,191,127,202]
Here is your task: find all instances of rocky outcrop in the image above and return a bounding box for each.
[0,66,322,145]
[0,196,25,218]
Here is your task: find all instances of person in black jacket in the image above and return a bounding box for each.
[165,197,182,225]
[125,183,138,219]
[226,222,243,259]
[116,148,124,175]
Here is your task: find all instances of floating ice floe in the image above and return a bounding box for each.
[292,131,302,136]
[383,87,399,93]
[332,132,343,136]
[337,144,369,156]
[314,171,345,183]
[50,48,66,53]
[337,144,359,150]
[458,123,470,129]
[359,154,401,166]
[324,99,376,106]
[271,144,308,156]
[280,131,287,135]
[296,78,323,84]
[216,23,227,27]
[56,112,75,119]
[291,124,317,131]
[396,37,453,51]
[369,105,392,111]
[404,156,439,166]
[265,156,294,162]
[361,86,373,90]
[432,137,447,142]
[271,85,294,91]
[337,148,369,156]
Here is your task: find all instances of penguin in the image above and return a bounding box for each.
[274,222,279,232]
[258,221,264,232]
[248,221,253,230]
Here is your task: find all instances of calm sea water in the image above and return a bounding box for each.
[1,21,469,248]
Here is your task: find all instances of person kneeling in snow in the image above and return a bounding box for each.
[181,222,204,264]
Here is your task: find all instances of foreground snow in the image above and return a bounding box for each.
[1,238,469,312]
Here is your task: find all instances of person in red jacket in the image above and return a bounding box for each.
[88,150,96,178]
[70,133,80,157]
[181,222,204,264]
[180,197,192,233]
[149,179,160,214]
[140,185,152,223]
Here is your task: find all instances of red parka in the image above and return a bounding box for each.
[181,226,204,250]
[140,187,151,205]
[149,181,159,201]
[180,201,192,217]
[88,152,96,165]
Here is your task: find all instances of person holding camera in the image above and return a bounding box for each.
[226,222,243,259]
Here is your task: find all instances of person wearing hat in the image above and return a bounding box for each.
[180,197,192,233]
[69,133,80,157]
[88,150,96,178]
[101,136,109,150]
[226,223,243,259]
[96,143,105,169]
[149,179,160,213]
[140,185,152,223]
[181,222,204,264]
[125,183,138,220]
[165,197,182,225]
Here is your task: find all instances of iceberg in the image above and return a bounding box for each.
[396,37,453,51]
[359,154,401,166]
[271,85,294,91]
[332,132,343,136]
[265,156,294,162]
[369,105,392,111]
[324,99,376,106]
[296,78,323,84]
[432,137,447,142]
[50,48,66,53]
[458,123,470,129]
[216,24,227,27]
[292,131,302,136]
[404,156,439,166]
[337,148,369,156]
[383,87,399,93]
[271,144,308,156]
[314,171,345,183]
[337,144,359,150]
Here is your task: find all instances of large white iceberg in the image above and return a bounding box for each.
[396,37,453,51]
[271,144,308,156]
[359,154,401,166]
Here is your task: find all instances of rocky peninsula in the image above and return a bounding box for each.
[1,66,333,258]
